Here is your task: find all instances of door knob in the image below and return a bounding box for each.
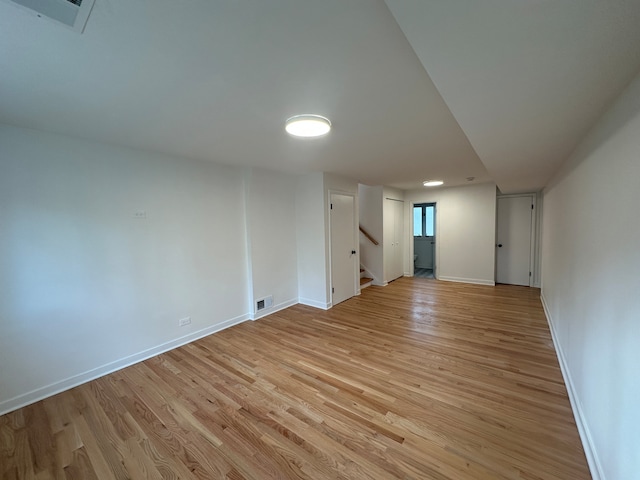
[351,250,356,254]
[497,244,503,248]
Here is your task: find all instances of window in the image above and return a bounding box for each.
[425,205,434,236]
[413,204,435,237]
[413,206,423,236]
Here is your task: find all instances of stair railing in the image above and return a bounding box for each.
[359,225,379,246]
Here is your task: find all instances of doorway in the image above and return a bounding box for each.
[413,203,436,279]
[330,193,357,305]
[496,195,535,286]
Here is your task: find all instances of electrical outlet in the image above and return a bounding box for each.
[179,317,191,327]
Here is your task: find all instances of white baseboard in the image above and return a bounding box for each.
[439,275,495,286]
[0,313,250,416]
[298,297,331,310]
[540,293,604,480]
[251,298,298,321]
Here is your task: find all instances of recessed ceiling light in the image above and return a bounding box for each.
[423,180,444,187]
[285,114,331,137]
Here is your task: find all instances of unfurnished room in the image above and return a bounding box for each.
[1,1,639,479]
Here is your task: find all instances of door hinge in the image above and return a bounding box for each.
[529,272,532,276]
[531,204,534,209]
[330,203,333,210]
[332,287,334,293]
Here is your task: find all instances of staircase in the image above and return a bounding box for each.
[360,268,373,289]
[358,225,377,290]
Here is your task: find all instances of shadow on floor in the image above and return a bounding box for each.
[414,268,434,279]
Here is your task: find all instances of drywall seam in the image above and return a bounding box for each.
[540,293,604,480]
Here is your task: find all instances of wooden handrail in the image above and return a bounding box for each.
[359,225,379,245]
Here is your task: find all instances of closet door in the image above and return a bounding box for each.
[330,193,357,305]
[384,199,404,282]
[496,195,534,286]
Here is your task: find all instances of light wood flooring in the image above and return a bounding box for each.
[0,278,590,479]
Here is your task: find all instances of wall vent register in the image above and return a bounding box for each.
[3,0,96,32]
[255,295,273,312]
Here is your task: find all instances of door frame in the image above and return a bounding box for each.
[412,202,436,274]
[410,201,438,279]
[495,193,537,287]
[384,197,405,283]
[328,191,358,305]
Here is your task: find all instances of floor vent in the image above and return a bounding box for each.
[5,0,96,32]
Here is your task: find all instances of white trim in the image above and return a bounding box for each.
[496,193,537,287]
[250,298,298,321]
[410,200,438,281]
[439,276,495,286]
[328,191,358,306]
[540,293,604,480]
[359,263,379,285]
[0,313,250,416]
[298,297,332,310]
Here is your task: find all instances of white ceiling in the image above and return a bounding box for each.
[1,0,639,192]
[385,0,640,193]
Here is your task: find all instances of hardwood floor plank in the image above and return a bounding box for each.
[0,279,591,479]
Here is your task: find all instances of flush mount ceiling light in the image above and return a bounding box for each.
[423,180,444,187]
[285,114,331,137]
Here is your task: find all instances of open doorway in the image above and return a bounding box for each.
[413,203,436,279]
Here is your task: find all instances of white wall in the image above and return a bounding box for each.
[541,72,640,480]
[405,183,497,285]
[295,173,328,309]
[0,124,250,413]
[245,168,298,319]
[383,187,405,207]
[358,184,384,284]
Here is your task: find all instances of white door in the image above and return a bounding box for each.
[413,203,435,270]
[384,199,404,282]
[393,200,404,278]
[330,193,357,305]
[496,195,534,286]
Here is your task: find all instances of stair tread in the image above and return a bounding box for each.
[360,277,373,285]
